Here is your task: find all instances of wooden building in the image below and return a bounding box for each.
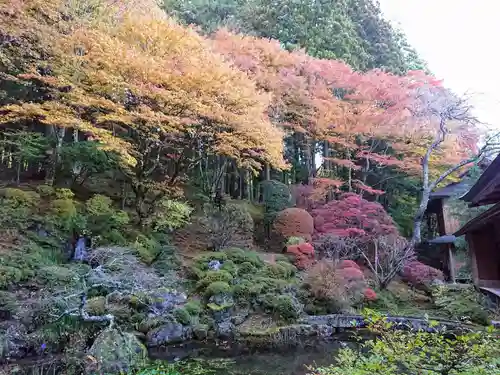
[422,163,488,282]
[455,156,500,295]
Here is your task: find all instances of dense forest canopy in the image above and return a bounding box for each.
[162,0,429,74]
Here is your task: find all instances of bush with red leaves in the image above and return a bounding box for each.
[273,207,314,243]
[305,260,367,312]
[310,193,398,243]
[338,266,364,282]
[338,259,360,270]
[402,261,444,291]
[286,242,315,270]
[363,288,377,301]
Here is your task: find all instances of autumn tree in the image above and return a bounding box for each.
[0,0,286,225]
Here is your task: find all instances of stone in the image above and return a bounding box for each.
[85,328,147,374]
[208,260,222,270]
[231,310,249,326]
[148,290,187,317]
[193,324,209,340]
[208,293,234,323]
[146,322,192,347]
[215,320,234,339]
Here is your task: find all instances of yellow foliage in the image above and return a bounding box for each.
[0,0,286,176]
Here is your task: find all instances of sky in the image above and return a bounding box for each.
[379,0,500,130]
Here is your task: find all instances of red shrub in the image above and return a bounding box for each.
[402,261,444,289]
[298,242,314,255]
[305,260,367,312]
[273,207,314,242]
[338,260,360,270]
[311,193,398,243]
[286,243,315,270]
[363,288,377,301]
[338,267,364,282]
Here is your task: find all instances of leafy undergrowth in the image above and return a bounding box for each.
[189,248,301,322]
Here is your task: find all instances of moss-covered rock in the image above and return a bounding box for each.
[86,328,147,374]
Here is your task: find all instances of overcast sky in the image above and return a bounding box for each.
[379,0,500,129]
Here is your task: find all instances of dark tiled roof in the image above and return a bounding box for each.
[427,235,457,244]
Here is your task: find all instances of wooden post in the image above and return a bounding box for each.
[448,244,456,283]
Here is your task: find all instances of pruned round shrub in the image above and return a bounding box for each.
[35,185,55,197]
[273,207,314,243]
[173,307,191,325]
[184,300,202,316]
[261,294,303,322]
[402,261,444,291]
[4,188,40,207]
[220,260,237,275]
[205,281,231,297]
[285,242,315,270]
[238,261,257,275]
[223,248,264,267]
[196,270,233,289]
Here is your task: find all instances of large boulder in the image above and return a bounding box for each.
[85,328,147,374]
[148,289,187,317]
[146,322,192,347]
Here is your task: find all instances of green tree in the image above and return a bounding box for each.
[163,0,427,74]
[0,130,50,185]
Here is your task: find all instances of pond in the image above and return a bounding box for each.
[149,339,349,375]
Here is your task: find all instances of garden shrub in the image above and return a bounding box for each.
[204,281,231,297]
[85,194,130,243]
[0,188,40,229]
[305,260,366,312]
[402,261,444,291]
[310,193,398,240]
[54,188,75,200]
[273,207,314,243]
[146,198,192,232]
[173,307,191,325]
[237,261,257,275]
[50,198,82,232]
[133,234,162,264]
[261,294,302,322]
[184,300,202,316]
[313,233,361,263]
[432,285,491,325]
[200,202,253,250]
[223,247,264,267]
[261,179,293,224]
[196,270,233,290]
[285,242,315,269]
[220,260,237,275]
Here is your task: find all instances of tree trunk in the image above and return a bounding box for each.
[265,163,271,180]
[16,159,21,185]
